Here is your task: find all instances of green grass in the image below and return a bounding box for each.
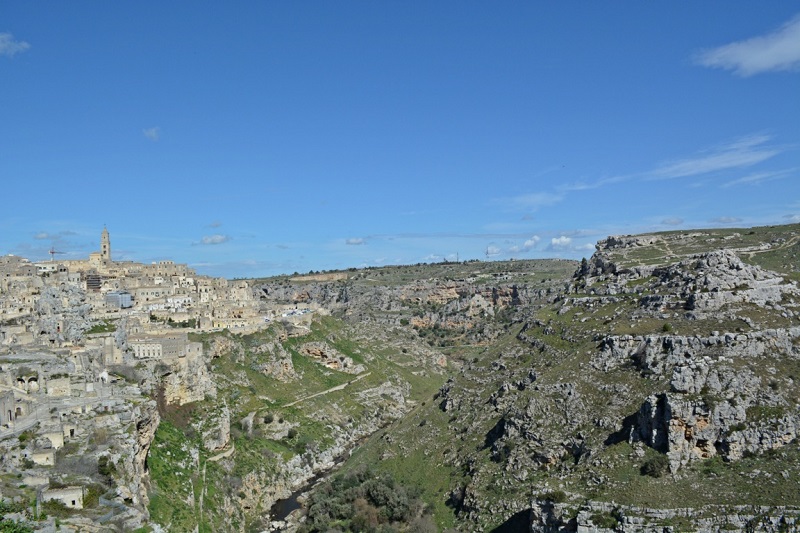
[585,441,800,509]
[86,319,117,334]
[147,421,201,531]
[159,226,800,531]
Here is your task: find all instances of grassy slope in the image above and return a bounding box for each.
[325,225,800,531]
[147,316,447,531]
[149,227,800,530]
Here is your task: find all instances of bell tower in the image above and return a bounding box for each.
[101,226,111,261]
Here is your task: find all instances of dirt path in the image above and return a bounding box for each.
[742,233,800,260]
[283,372,371,408]
[208,443,236,462]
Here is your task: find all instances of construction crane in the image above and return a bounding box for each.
[49,247,65,262]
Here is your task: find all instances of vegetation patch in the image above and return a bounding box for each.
[299,466,436,533]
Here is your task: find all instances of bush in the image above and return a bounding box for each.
[591,510,621,529]
[300,467,424,532]
[701,455,726,477]
[539,490,568,503]
[661,322,673,333]
[640,454,669,478]
[40,499,71,518]
[287,428,298,440]
[84,484,105,508]
[98,455,116,478]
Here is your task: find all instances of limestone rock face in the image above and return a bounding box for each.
[299,341,365,374]
[529,499,800,533]
[132,400,160,509]
[665,250,798,315]
[162,350,216,405]
[208,335,240,358]
[34,285,92,344]
[595,328,800,375]
[253,340,297,381]
[195,403,230,452]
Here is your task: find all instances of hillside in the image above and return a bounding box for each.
[1,225,799,532]
[293,224,800,532]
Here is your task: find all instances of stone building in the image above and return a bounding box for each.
[40,486,84,510]
[0,390,18,426]
[101,226,111,261]
[128,332,202,360]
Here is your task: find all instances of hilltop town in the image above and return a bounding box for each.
[0,228,320,530]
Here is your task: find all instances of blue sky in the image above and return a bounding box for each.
[2,3,799,278]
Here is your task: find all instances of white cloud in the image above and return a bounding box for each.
[650,134,779,179]
[722,168,794,188]
[143,127,160,141]
[661,217,684,226]
[200,234,230,245]
[693,14,800,76]
[34,232,51,240]
[522,235,541,250]
[510,235,541,254]
[485,245,501,257]
[346,237,366,245]
[549,236,572,250]
[784,214,800,223]
[0,33,30,57]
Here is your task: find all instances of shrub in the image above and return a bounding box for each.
[300,467,424,532]
[641,454,669,478]
[591,510,620,529]
[98,455,117,478]
[84,484,105,508]
[40,499,71,518]
[539,490,568,503]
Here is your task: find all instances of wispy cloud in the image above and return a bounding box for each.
[199,234,230,245]
[345,237,366,245]
[721,168,795,188]
[0,33,30,57]
[693,13,800,76]
[557,175,627,192]
[712,216,743,224]
[661,217,684,226]
[502,192,563,211]
[33,230,77,241]
[143,127,160,141]
[208,220,222,228]
[365,231,538,241]
[649,134,779,179]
